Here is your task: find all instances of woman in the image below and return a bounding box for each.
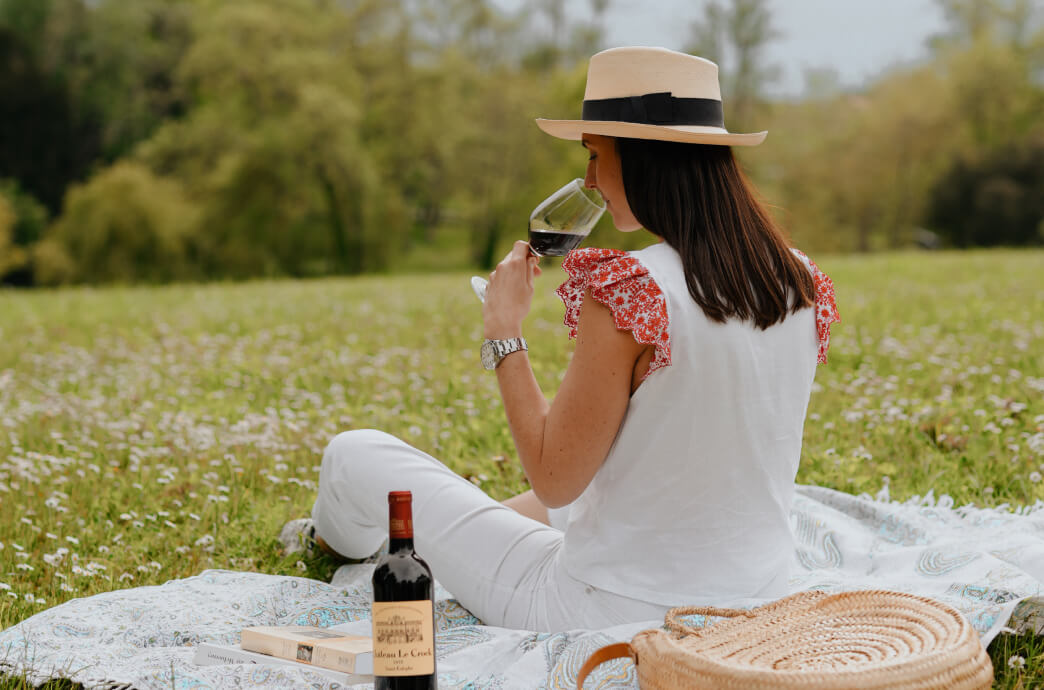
[285,47,839,632]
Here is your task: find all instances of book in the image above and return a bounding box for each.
[239,625,374,675]
[193,642,373,685]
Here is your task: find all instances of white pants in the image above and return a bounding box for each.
[311,429,668,631]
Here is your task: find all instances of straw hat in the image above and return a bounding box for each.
[536,46,766,147]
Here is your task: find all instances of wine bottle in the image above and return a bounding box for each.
[371,491,436,689]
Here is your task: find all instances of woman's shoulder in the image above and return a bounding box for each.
[561,247,630,275]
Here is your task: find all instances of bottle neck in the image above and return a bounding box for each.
[389,536,415,553]
[388,495,414,553]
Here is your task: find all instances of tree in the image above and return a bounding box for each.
[927,137,1044,247]
[135,0,407,277]
[686,0,779,134]
[0,179,48,284]
[932,0,1042,48]
[69,0,195,161]
[0,21,102,214]
[34,161,198,285]
[0,0,192,216]
[0,193,25,278]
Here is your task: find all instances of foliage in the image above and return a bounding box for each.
[0,0,1042,284]
[758,26,1043,251]
[33,161,199,285]
[0,180,47,284]
[0,17,100,215]
[685,0,779,134]
[927,136,1044,247]
[0,193,23,277]
[0,250,1042,689]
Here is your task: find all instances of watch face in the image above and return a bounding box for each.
[480,340,498,370]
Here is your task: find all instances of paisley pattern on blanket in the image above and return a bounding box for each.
[3,485,1044,689]
[917,549,981,576]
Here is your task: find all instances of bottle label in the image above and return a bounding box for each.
[371,600,435,676]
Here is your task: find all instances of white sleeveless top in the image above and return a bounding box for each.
[554,242,839,606]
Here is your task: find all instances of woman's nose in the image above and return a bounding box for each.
[584,162,597,190]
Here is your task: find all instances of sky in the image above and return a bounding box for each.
[492,0,951,97]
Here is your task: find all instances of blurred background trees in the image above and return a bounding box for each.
[0,0,1040,286]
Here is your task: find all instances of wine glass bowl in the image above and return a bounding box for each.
[470,178,605,302]
[527,178,606,257]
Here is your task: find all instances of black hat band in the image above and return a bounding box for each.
[581,92,724,127]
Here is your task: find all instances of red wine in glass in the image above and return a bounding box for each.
[527,228,586,256]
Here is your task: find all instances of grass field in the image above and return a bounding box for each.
[1,249,1042,688]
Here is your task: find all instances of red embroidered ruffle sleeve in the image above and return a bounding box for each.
[555,248,671,380]
[792,249,841,364]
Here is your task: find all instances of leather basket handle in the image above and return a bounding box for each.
[576,642,636,688]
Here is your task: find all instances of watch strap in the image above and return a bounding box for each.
[483,337,528,369]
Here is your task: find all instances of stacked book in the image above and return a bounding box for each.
[194,625,374,685]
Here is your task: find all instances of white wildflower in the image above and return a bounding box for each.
[296,560,307,572]
[1007,655,1025,669]
[1030,472,1042,484]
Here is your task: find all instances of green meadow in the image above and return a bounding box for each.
[1,249,1042,688]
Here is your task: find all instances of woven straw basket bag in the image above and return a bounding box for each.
[577,590,993,689]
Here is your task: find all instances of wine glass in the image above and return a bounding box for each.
[471,178,606,302]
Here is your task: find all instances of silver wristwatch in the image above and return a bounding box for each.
[480,337,528,370]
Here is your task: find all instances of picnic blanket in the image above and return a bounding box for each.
[3,485,1044,689]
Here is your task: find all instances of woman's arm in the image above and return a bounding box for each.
[483,242,649,508]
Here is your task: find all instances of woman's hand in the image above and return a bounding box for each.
[482,241,542,339]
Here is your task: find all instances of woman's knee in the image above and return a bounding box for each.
[321,428,397,476]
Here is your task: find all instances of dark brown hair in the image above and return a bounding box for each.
[616,138,814,329]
